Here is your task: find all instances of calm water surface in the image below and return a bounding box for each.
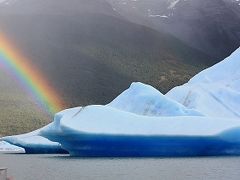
[0,154,240,180]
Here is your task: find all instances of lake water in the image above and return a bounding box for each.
[0,154,240,180]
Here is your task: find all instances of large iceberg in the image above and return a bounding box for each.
[40,105,240,156]
[1,47,240,156]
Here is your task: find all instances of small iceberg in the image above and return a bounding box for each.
[0,141,25,153]
[2,127,67,154]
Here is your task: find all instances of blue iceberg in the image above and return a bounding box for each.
[40,105,240,157]
[2,127,67,154]
[0,141,25,153]
[1,47,240,156]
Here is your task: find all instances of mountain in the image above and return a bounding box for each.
[107,0,240,62]
[0,0,213,135]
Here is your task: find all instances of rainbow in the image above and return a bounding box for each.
[0,31,64,115]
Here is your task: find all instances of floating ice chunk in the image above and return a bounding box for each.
[41,105,240,157]
[2,127,67,154]
[1,107,82,154]
[0,140,25,153]
[148,14,169,18]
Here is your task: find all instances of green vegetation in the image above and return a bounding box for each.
[0,72,51,136]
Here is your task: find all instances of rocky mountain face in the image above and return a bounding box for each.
[107,0,240,63]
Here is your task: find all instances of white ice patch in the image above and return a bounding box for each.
[108,82,202,117]
[167,47,240,118]
[0,141,25,153]
[168,0,180,9]
[149,14,169,18]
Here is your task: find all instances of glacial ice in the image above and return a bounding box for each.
[167,47,240,118]
[0,141,25,153]
[2,127,67,154]
[1,47,240,156]
[40,105,240,156]
[0,107,82,154]
[108,82,203,116]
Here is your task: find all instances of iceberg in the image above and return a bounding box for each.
[2,127,68,154]
[0,107,82,154]
[2,47,240,156]
[40,47,240,156]
[40,105,240,157]
[0,141,25,153]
